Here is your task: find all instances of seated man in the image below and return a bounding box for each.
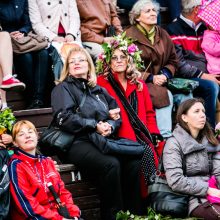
[166,0,220,128]
[76,0,123,60]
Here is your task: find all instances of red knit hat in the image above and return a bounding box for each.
[198,0,220,31]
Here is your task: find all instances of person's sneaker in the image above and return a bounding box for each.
[1,76,26,91]
[26,99,44,109]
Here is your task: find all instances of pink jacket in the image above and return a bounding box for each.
[201,30,220,74]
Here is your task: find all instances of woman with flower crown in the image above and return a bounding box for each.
[125,0,182,139]
[96,32,163,200]
[51,46,145,220]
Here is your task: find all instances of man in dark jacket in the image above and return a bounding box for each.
[166,0,219,128]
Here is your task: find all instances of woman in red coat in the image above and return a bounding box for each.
[96,33,163,193]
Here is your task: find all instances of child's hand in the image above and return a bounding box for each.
[109,108,120,120]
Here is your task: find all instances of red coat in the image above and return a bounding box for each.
[97,74,160,141]
[9,149,80,220]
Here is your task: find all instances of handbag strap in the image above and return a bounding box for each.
[107,72,154,144]
[49,82,87,128]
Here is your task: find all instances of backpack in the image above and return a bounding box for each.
[0,148,10,220]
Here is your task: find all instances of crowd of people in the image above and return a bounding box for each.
[1,0,220,219]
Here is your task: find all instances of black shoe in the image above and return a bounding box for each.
[27,100,44,109]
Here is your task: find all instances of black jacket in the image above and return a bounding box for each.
[0,0,32,34]
[51,76,121,140]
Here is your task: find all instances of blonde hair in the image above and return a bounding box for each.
[58,47,97,87]
[129,0,160,25]
[12,120,37,141]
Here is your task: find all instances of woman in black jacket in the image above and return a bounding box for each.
[0,0,49,109]
[51,47,143,220]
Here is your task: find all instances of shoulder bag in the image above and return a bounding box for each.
[148,149,188,217]
[39,84,86,156]
[167,78,199,94]
[11,31,48,54]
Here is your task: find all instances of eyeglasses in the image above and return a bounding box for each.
[69,58,87,65]
[111,55,127,62]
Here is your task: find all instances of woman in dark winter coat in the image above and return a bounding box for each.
[0,0,49,109]
[51,47,144,220]
[163,98,220,220]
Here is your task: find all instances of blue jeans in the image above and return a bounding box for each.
[14,49,49,104]
[192,78,219,128]
[156,91,193,138]
[156,90,173,138]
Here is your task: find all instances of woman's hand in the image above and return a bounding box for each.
[207,187,220,198]
[0,134,13,148]
[109,108,120,120]
[10,31,24,39]
[1,134,13,145]
[153,75,167,86]
[96,121,112,136]
[53,36,65,42]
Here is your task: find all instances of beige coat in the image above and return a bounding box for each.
[28,0,81,42]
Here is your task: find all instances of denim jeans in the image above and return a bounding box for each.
[192,78,219,128]
[156,90,173,138]
[14,49,49,104]
[156,91,193,138]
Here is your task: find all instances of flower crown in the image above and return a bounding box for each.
[96,32,145,74]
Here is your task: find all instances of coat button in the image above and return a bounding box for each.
[64,13,67,16]
[47,2,51,5]
[59,1,62,4]
[48,15,51,19]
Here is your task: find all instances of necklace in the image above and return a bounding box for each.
[24,156,48,193]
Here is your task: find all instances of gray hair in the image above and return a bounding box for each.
[181,0,202,15]
[129,0,160,25]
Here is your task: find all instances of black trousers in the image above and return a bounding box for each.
[14,48,49,104]
[62,140,144,220]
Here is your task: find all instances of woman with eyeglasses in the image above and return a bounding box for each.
[125,0,183,139]
[51,47,144,220]
[97,33,163,213]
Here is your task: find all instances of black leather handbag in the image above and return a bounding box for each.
[148,175,188,217]
[148,153,188,218]
[39,86,86,156]
[39,126,74,155]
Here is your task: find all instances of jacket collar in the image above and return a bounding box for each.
[172,124,208,155]
[12,148,44,164]
[66,75,102,94]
